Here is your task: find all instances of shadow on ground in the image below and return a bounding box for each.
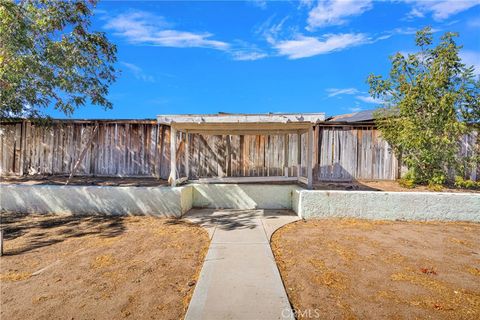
[0,213,126,256]
[185,209,264,231]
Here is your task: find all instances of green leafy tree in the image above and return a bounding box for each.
[0,0,117,118]
[368,27,480,185]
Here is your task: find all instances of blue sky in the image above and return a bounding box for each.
[50,0,480,119]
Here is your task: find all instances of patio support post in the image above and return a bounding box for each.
[307,126,314,189]
[297,132,302,179]
[170,126,177,187]
[185,131,190,180]
[283,134,289,177]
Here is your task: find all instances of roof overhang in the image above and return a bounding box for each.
[157,113,325,134]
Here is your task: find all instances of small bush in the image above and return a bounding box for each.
[398,178,416,189]
[429,171,446,186]
[427,182,443,192]
[454,176,480,190]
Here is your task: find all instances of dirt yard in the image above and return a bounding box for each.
[2,176,478,193]
[272,219,480,320]
[0,176,169,187]
[0,214,209,320]
[314,180,480,193]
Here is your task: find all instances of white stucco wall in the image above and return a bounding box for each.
[191,184,301,210]
[1,184,478,222]
[0,185,192,217]
[180,185,193,213]
[298,190,480,221]
[291,189,301,216]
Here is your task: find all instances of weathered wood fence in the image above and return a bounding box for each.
[316,124,478,181]
[1,120,477,181]
[316,125,398,181]
[0,120,305,179]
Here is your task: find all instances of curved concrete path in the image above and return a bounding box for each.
[184,209,299,320]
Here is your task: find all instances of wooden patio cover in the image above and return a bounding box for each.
[157,113,325,188]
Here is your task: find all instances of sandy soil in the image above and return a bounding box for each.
[314,180,480,193]
[0,176,168,187]
[272,219,480,320]
[0,214,209,320]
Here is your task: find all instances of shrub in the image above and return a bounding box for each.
[427,183,444,192]
[398,178,416,189]
[454,176,479,190]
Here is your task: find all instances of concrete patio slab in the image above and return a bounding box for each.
[184,209,299,320]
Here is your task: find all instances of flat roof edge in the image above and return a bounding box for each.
[157,113,326,125]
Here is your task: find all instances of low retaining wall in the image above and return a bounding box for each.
[0,184,192,217]
[191,184,301,210]
[296,190,480,222]
[1,184,478,222]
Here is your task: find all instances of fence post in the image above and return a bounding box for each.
[1,229,3,256]
[19,120,27,176]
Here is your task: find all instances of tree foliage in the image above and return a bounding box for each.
[368,27,480,185]
[0,0,117,118]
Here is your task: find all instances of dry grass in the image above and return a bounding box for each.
[449,237,475,249]
[335,218,392,230]
[0,271,32,282]
[325,240,357,262]
[467,267,480,277]
[272,218,480,320]
[1,214,210,320]
[90,254,116,269]
[389,268,480,317]
[309,259,348,291]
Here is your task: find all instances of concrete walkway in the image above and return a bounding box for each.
[184,209,299,320]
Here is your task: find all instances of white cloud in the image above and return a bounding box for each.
[348,106,363,112]
[307,0,373,30]
[146,30,229,49]
[230,40,269,61]
[105,11,269,61]
[104,11,168,41]
[373,26,433,43]
[274,33,369,59]
[257,16,290,45]
[356,95,383,104]
[120,62,155,82]
[404,0,480,21]
[326,88,359,97]
[104,11,229,50]
[407,7,425,19]
[248,0,267,9]
[299,0,315,8]
[460,50,480,75]
[232,51,268,61]
[258,15,382,60]
[326,89,382,105]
